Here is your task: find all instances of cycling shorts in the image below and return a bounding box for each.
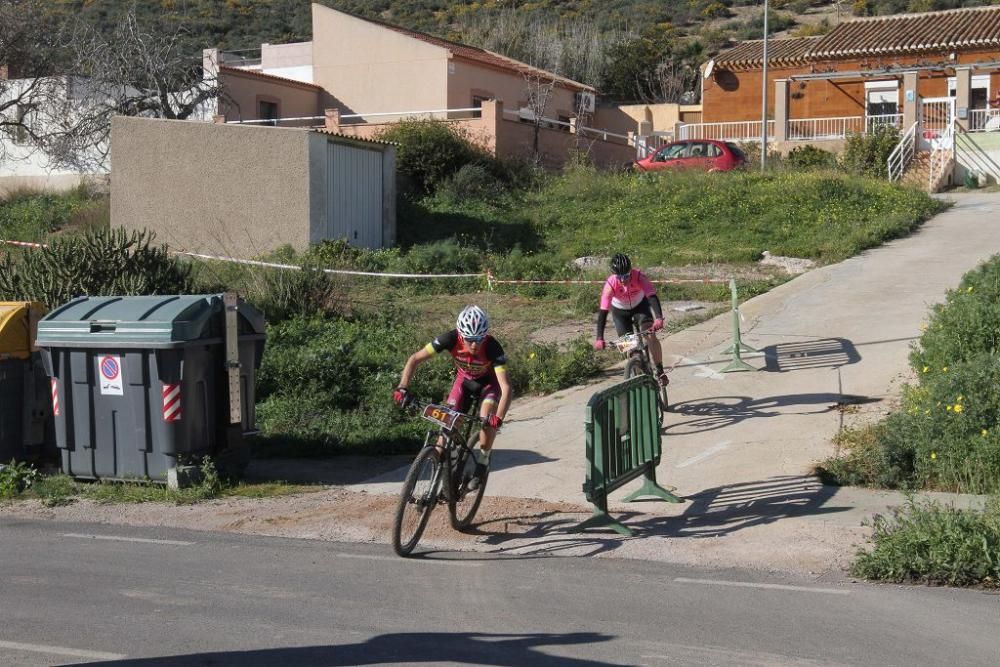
[611,298,654,336]
[447,374,501,414]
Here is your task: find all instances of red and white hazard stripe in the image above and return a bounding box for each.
[162,384,182,422]
[51,378,60,417]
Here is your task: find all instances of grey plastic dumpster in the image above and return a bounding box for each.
[36,294,266,482]
[0,301,55,463]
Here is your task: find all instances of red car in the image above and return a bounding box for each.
[633,139,746,173]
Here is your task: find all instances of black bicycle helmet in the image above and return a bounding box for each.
[610,253,631,276]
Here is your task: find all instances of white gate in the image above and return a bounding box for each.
[326,141,384,249]
[919,97,955,151]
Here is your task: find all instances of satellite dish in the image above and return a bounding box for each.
[703,59,715,80]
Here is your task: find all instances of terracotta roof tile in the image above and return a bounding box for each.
[715,37,821,70]
[219,65,322,91]
[810,6,1000,58]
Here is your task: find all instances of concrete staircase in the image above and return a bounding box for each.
[901,150,931,189]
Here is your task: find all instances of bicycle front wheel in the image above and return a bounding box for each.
[449,431,489,530]
[624,356,644,380]
[392,446,442,557]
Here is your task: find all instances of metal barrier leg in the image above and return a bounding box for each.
[721,278,758,373]
[622,470,683,504]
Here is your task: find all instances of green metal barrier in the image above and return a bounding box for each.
[579,375,683,536]
[721,278,760,372]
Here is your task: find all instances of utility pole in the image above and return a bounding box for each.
[760,0,769,170]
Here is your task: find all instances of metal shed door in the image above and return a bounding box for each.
[327,142,383,249]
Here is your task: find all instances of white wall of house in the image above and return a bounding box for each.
[310,4,449,115]
[261,41,314,83]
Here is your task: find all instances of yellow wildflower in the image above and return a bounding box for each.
[957,395,963,402]
[967,286,974,293]
[922,366,929,373]
[947,405,953,411]
[984,429,990,437]
[529,352,536,360]
[930,452,937,460]
[942,366,948,372]
[954,404,963,413]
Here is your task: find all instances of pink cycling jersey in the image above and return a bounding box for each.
[599,269,657,311]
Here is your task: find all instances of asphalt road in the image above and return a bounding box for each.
[1,519,998,666]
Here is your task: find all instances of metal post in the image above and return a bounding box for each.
[721,279,759,373]
[224,292,242,426]
[761,0,770,170]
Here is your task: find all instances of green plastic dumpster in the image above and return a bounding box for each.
[0,301,55,463]
[36,294,266,482]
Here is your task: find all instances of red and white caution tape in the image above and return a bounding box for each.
[173,251,486,279]
[51,379,60,417]
[162,383,182,422]
[0,239,48,248]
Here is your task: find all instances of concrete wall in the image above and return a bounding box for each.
[617,103,703,132]
[956,131,1000,185]
[327,100,634,169]
[112,116,314,257]
[261,41,313,83]
[311,4,448,115]
[219,68,322,125]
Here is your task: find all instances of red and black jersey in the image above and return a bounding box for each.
[426,329,507,380]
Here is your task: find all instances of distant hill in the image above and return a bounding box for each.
[40,0,996,100]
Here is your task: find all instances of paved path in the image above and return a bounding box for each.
[350,191,1000,572]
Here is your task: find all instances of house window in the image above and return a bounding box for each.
[258,100,278,127]
[865,81,899,121]
[14,103,38,145]
[471,95,491,119]
[947,74,990,108]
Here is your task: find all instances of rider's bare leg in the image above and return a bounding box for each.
[640,320,664,366]
[478,399,498,452]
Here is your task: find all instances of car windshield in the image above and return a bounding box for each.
[657,143,688,160]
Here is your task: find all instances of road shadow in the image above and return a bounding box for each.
[245,449,558,485]
[665,393,880,436]
[460,476,848,553]
[761,337,861,373]
[625,475,848,538]
[70,631,622,667]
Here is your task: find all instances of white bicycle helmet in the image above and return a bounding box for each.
[456,305,489,340]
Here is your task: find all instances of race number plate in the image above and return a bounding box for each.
[421,404,460,429]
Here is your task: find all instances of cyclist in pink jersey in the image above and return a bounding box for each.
[593,253,668,385]
[394,305,511,484]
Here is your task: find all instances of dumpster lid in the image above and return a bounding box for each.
[36,294,265,349]
[0,301,46,360]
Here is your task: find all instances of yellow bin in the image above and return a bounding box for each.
[0,301,53,463]
[0,301,45,360]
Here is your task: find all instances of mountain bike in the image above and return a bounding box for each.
[391,397,489,557]
[612,328,670,419]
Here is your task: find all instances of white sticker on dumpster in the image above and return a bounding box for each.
[98,355,124,396]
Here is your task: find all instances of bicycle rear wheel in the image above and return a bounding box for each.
[392,446,442,557]
[448,430,489,530]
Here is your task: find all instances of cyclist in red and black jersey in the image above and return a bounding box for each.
[395,305,511,479]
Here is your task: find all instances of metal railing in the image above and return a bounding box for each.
[888,121,918,182]
[678,120,775,142]
[578,375,682,536]
[928,117,956,192]
[787,116,865,140]
[967,108,1000,132]
[343,107,482,122]
[501,109,630,143]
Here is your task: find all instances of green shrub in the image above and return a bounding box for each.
[438,163,507,202]
[243,266,343,322]
[375,120,485,195]
[0,228,193,308]
[852,496,1000,587]
[823,255,1000,493]
[0,460,38,498]
[785,145,838,170]
[840,124,900,179]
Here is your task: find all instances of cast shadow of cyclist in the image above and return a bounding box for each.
[70,631,619,667]
[464,475,848,556]
[664,392,881,436]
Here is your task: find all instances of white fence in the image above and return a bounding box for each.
[679,120,774,142]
